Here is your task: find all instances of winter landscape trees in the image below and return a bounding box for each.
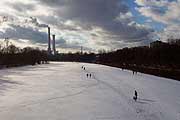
[0,42,48,68]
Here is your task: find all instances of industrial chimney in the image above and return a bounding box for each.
[47,27,51,54]
[52,34,56,55]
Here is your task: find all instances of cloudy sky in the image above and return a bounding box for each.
[0,0,180,52]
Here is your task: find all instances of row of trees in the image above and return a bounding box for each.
[1,38,179,79]
[98,41,180,68]
[0,44,49,68]
[49,52,96,63]
[97,40,180,80]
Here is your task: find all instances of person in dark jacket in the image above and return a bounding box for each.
[133,90,138,101]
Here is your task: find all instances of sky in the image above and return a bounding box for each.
[0,0,180,53]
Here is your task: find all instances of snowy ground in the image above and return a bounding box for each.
[0,62,180,120]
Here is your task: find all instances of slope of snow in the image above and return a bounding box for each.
[0,62,180,120]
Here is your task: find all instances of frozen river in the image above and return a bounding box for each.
[0,62,180,120]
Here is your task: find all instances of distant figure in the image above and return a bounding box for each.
[86,74,89,78]
[89,74,92,78]
[82,66,83,69]
[133,71,135,75]
[133,90,138,101]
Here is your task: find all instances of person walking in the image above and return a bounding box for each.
[133,90,138,101]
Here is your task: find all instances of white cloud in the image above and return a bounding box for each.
[135,0,180,24]
[135,0,180,41]
[158,24,180,42]
[135,0,169,7]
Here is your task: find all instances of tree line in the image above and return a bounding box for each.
[49,52,96,63]
[97,40,180,80]
[0,44,49,68]
[1,39,180,80]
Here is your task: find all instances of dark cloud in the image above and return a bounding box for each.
[28,17,48,28]
[91,33,99,37]
[41,37,93,51]
[37,0,154,45]
[0,24,47,44]
[150,7,167,15]
[38,0,127,23]
[37,0,67,7]
[0,24,91,51]
[36,15,82,31]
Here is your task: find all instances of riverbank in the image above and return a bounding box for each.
[98,62,180,81]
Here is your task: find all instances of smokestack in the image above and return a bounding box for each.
[52,34,56,55]
[47,27,51,54]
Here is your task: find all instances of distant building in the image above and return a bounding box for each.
[150,41,168,48]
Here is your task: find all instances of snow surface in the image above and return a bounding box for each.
[0,62,180,120]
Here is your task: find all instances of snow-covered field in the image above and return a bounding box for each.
[0,62,180,120]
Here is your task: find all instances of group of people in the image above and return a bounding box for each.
[121,68,138,75]
[82,66,86,70]
[81,66,92,78]
[86,73,92,78]
[132,70,138,75]
[82,65,138,102]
